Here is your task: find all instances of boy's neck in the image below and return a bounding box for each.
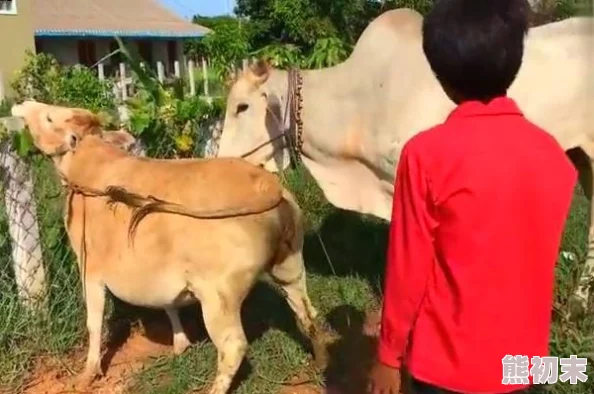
[442,83,509,105]
[454,93,508,106]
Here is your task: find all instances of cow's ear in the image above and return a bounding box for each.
[247,59,270,86]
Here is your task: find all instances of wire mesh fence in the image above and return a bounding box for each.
[0,116,83,388]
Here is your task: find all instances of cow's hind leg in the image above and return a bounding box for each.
[568,147,594,317]
[199,290,248,394]
[269,251,328,369]
[165,307,192,355]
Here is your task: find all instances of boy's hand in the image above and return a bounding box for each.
[367,361,402,394]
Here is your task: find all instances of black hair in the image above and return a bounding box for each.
[422,0,531,103]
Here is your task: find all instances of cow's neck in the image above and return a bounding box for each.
[270,65,394,220]
[299,65,354,159]
[53,153,74,182]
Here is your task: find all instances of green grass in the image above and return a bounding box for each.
[0,163,593,393]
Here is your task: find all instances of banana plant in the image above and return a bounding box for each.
[115,37,224,158]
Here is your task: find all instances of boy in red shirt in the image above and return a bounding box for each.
[367,0,577,393]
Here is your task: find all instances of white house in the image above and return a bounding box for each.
[33,0,210,78]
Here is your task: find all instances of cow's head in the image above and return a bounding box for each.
[11,100,144,157]
[217,60,291,172]
[11,100,102,157]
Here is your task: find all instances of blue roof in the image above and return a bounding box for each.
[35,29,205,39]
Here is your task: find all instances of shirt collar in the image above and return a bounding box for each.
[446,96,523,121]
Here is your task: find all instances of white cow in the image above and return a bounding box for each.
[217,9,594,313]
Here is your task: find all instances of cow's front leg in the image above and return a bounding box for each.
[571,225,594,317]
[568,152,594,318]
[77,277,106,388]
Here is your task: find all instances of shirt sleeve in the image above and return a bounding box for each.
[377,142,437,368]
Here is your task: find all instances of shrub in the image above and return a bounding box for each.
[126,88,224,158]
[11,51,117,116]
[114,37,225,158]
[0,97,14,117]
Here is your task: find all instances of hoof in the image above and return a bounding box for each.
[312,339,329,370]
[363,309,382,338]
[568,295,587,321]
[207,378,231,394]
[173,337,192,355]
[75,370,98,390]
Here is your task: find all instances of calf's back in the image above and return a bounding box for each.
[65,190,297,308]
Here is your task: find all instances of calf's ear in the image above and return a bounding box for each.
[69,109,102,135]
[66,131,79,151]
[102,129,138,152]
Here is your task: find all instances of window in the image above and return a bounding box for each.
[77,40,97,67]
[0,0,17,15]
[34,38,43,53]
[137,40,153,66]
[167,40,178,75]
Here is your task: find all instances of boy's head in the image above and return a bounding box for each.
[422,0,531,104]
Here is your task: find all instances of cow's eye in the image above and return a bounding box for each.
[236,103,249,115]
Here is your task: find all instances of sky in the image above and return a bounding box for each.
[159,0,236,20]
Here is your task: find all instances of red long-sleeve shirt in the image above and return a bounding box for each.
[378,97,577,393]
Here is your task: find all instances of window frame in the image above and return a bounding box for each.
[0,0,17,15]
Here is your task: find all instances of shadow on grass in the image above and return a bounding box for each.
[323,305,376,393]
[303,209,389,296]
[322,304,417,394]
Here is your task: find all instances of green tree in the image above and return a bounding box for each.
[253,43,304,68]
[306,37,352,68]
[186,15,251,69]
[234,0,433,50]
[231,0,434,69]
[235,0,337,49]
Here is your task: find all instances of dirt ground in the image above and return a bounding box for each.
[18,308,383,394]
[22,325,170,394]
[20,328,327,394]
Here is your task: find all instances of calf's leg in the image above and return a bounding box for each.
[165,307,192,354]
[269,251,328,369]
[77,278,106,387]
[199,291,248,394]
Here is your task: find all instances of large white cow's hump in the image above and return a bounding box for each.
[346,8,423,66]
[529,16,593,38]
[509,17,594,148]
